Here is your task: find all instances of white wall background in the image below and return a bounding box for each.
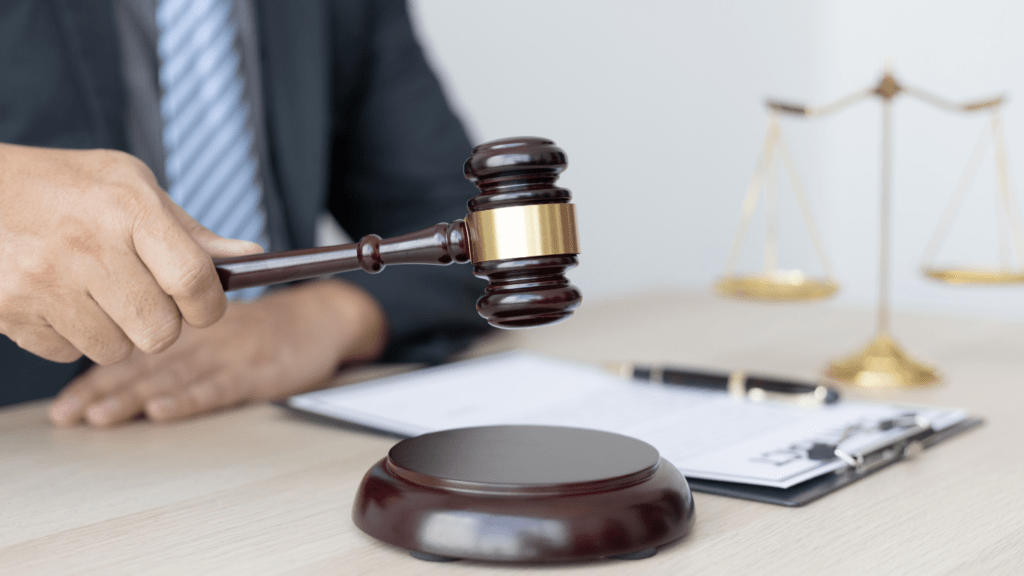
[408,0,1024,319]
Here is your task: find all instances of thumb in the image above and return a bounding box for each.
[167,201,265,258]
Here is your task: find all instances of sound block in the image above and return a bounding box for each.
[352,425,695,563]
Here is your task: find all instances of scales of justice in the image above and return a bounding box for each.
[716,66,1024,387]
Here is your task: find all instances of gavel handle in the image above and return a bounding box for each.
[213,221,471,292]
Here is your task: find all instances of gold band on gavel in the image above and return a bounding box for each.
[465,203,580,264]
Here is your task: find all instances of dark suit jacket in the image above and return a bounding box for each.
[0,0,490,405]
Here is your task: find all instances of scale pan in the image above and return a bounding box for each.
[923,267,1024,284]
[715,270,838,301]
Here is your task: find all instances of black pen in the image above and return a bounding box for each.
[606,362,840,405]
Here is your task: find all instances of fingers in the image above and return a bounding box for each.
[53,388,147,427]
[132,203,228,329]
[8,325,81,363]
[51,356,186,427]
[167,202,264,258]
[50,353,156,426]
[87,258,183,355]
[50,390,99,427]
[132,199,266,329]
[49,393,87,426]
[50,355,249,426]
[44,296,134,365]
[84,390,146,427]
[49,362,133,426]
[145,375,249,422]
[0,144,265,362]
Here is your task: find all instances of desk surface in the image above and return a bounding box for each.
[3,291,1023,575]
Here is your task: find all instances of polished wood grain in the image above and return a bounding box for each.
[214,221,471,290]
[3,291,1023,574]
[465,137,581,328]
[354,426,694,562]
[214,136,582,329]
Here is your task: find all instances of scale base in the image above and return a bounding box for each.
[825,333,939,387]
[352,425,694,563]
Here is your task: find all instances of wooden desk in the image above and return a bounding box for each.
[3,292,1023,574]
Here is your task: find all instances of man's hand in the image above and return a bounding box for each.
[0,143,263,365]
[48,280,387,426]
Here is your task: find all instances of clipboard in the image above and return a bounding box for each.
[284,352,983,506]
[685,416,983,506]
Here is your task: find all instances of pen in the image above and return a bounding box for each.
[607,362,840,405]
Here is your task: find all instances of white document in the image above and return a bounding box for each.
[287,352,968,489]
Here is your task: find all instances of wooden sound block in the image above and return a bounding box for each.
[352,425,695,563]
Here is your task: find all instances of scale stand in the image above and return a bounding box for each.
[721,64,1016,388]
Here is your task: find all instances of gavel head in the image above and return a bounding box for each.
[461,137,582,328]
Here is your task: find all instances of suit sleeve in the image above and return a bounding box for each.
[326,0,493,364]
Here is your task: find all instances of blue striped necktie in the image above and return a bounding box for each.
[156,0,268,301]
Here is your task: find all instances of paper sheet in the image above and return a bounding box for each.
[287,352,968,489]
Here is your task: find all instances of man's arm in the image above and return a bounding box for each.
[49,278,386,426]
[41,0,488,425]
[326,0,492,364]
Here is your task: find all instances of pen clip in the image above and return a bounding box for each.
[833,415,932,474]
[744,386,832,406]
[738,372,831,406]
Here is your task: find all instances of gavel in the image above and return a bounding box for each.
[213,136,582,328]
